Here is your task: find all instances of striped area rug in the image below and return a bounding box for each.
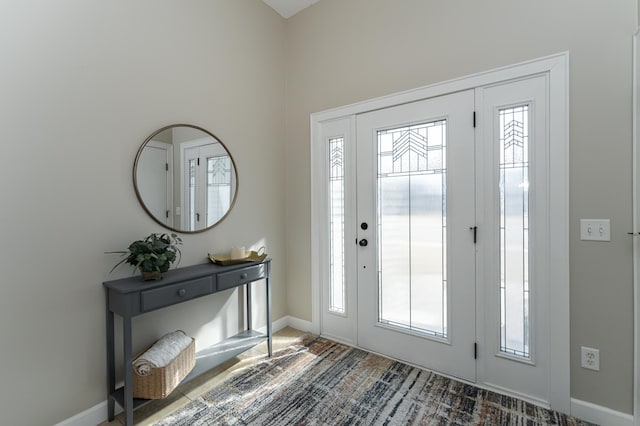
[155,335,592,425]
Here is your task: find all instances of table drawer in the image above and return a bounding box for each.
[217,264,266,291]
[141,277,213,312]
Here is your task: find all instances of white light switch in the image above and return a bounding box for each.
[580,219,610,241]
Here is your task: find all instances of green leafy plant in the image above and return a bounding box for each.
[108,233,182,274]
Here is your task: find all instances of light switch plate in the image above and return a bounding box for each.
[580,219,610,241]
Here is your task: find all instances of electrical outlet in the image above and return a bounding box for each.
[581,346,600,371]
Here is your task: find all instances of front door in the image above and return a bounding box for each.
[314,56,569,410]
[356,90,477,382]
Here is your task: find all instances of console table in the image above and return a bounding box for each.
[104,259,271,425]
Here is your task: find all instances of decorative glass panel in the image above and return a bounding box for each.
[207,156,232,226]
[499,105,530,358]
[329,137,345,313]
[377,120,447,338]
[188,159,196,230]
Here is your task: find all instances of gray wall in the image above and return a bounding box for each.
[284,0,636,414]
[0,1,285,425]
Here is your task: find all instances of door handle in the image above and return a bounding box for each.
[359,239,368,247]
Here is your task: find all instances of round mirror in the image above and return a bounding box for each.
[133,124,238,233]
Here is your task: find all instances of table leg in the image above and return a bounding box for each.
[266,274,272,357]
[246,282,252,331]
[123,315,133,426]
[105,290,115,422]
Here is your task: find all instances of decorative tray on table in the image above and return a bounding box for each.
[208,247,267,266]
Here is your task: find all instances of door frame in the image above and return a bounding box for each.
[310,52,569,412]
[633,29,640,426]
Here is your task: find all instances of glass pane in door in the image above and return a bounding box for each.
[499,105,530,358]
[377,120,448,338]
[329,137,346,313]
[206,156,232,226]
[188,159,196,230]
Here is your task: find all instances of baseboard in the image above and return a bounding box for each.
[284,315,314,333]
[571,398,634,426]
[58,315,314,426]
[54,400,121,426]
[255,315,313,335]
[255,315,287,334]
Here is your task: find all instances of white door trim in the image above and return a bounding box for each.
[310,52,569,413]
[632,29,640,426]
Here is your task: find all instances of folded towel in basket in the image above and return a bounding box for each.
[133,330,193,376]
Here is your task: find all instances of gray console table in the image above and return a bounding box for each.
[104,259,272,425]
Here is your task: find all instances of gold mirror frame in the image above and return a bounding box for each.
[133,124,238,234]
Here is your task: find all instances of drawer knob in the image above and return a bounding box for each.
[177,288,187,297]
[240,273,248,279]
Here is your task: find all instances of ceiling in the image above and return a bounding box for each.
[262,0,321,18]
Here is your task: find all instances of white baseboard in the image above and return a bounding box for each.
[58,315,313,426]
[283,315,314,333]
[254,315,313,335]
[255,316,286,334]
[54,400,121,426]
[571,398,634,426]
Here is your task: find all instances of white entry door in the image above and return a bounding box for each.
[313,55,569,411]
[356,90,477,382]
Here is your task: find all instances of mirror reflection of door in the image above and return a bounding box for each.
[182,141,234,231]
[204,150,232,226]
[137,141,173,227]
[134,124,238,233]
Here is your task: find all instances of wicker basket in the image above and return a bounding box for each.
[132,337,196,399]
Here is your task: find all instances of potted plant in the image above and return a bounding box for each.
[108,233,183,280]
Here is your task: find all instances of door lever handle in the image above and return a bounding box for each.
[470,226,477,244]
